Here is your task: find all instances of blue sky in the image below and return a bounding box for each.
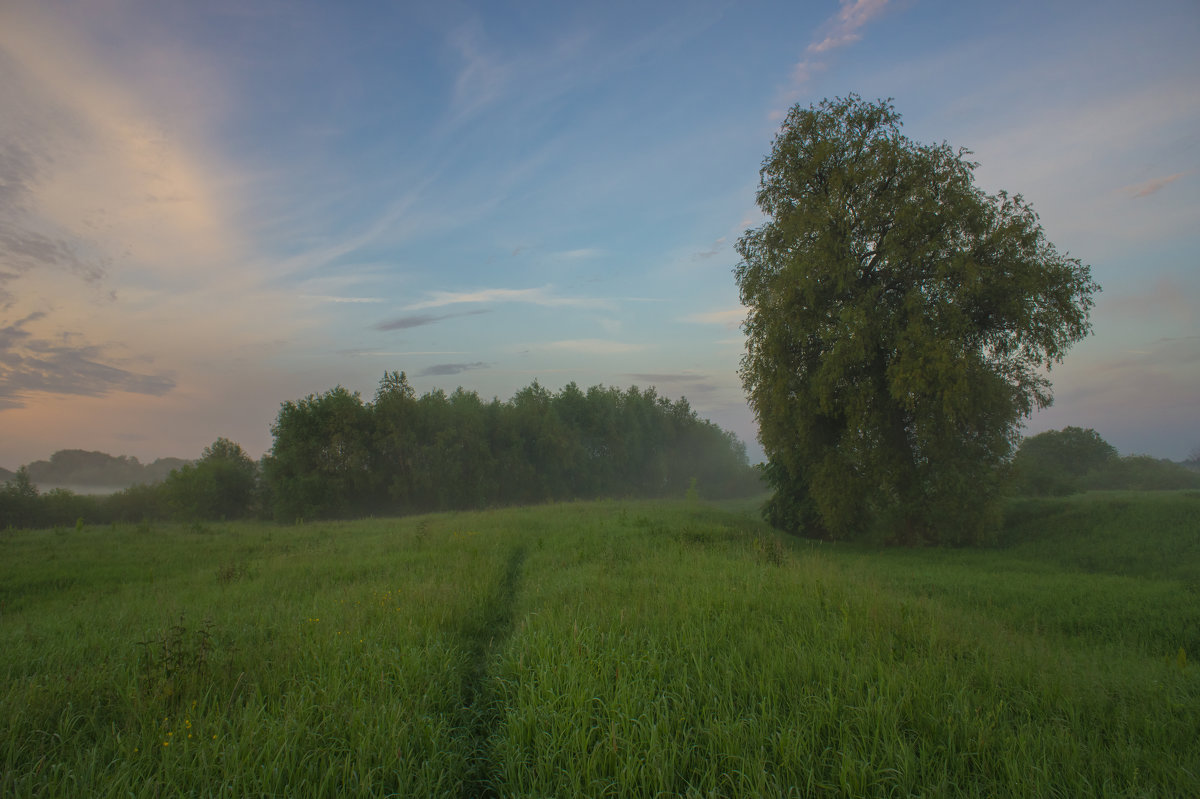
[1,0,1197,467]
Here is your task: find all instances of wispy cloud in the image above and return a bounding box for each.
[1121,172,1186,198]
[301,295,386,304]
[0,6,239,277]
[774,0,892,115]
[447,19,512,122]
[336,349,467,358]
[627,371,710,383]
[1032,336,1200,451]
[961,81,1200,244]
[373,309,490,331]
[0,1,324,426]
[543,339,643,354]
[0,313,175,409]
[1098,277,1195,323]
[418,361,491,377]
[625,371,720,396]
[403,285,609,311]
[555,248,604,259]
[691,237,726,261]
[683,307,747,328]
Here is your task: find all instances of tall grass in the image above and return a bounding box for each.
[2,495,1196,796]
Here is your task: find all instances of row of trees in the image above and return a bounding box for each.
[264,374,759,521]
[1011,427,1200,495]
[18,450,189,488]
[1,376,760,528]
[0,439,258,529]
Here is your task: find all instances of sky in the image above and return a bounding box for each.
[1,0,1197,469]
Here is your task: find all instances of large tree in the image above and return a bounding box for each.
[736,96,1099,544]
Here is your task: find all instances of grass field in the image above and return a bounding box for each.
[2,492,1198,797]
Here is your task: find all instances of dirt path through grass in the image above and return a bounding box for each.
[458,544,527,798]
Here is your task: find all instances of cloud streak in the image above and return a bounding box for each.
[543,339,643,354]
[0,313,175,409]
[302,295,386,304]
[403,285,609,311]
[691,237,726,261]
[1122,172,1186,198]
[417,361,491,377]
[373,309,490,331]
[683,307,747,328]
[625,371,721,396]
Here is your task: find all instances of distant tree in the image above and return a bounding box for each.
[104,481,171,523]
[0,466,40,528]
[27,449,147,486]
[6,466,38,498]
[735,96,1099,544]
[264,387,373,520]
[373,370,420,510]
[1011,427,1118,496]
[144,457,192,484]
[1183,444,1200,472]
[166,438,258,520]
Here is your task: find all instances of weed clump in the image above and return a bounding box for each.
[136,615,228,709]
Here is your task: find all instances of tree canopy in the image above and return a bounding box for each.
[736,96,1099,544]
[263,375,760,521]
[164,437,258,520]
[1011,427,1117,496]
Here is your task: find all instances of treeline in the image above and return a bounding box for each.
[1010,427,1200,496]
[1,375,761,528]
[264,373,760,520]
[0,439,256,529]
[20,450,189,489]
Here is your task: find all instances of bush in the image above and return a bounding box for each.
[1011,427,1117,496]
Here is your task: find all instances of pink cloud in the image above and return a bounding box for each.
[782,0,891,97]
[807,33,861,55]
[1122,172,1186,198]
[838,0,891,29]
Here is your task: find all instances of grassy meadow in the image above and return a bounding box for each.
[2,492,1198,797]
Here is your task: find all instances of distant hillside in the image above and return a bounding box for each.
[22,450,191,489]
[0,466,14,485]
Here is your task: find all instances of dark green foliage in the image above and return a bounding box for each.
[0,467,40,528]
[164,438,259,520]
[1081,455,1200,491]
[104,481,172,523]
[264,386,375,521]
[136,615,222,709]
[0,448,251,529]
[265,374,760,520]
[2,373,757,529]
[1012,427,1200,495]
[1011,426,1117,495]
[736,96,1098,544]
